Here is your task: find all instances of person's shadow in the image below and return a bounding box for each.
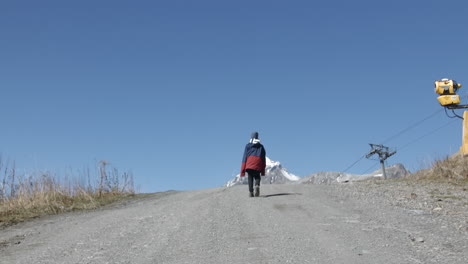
[262,193,302,198]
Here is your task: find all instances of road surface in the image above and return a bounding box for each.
[1,184,466,263]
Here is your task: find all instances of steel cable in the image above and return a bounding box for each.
[342,108,447,173]
[382,109,443,144]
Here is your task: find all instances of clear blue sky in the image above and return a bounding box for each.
[1,0,467,192]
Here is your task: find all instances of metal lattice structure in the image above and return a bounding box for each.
[366,144,396,179]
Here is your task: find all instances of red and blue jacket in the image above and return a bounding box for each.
[240,139,266,176]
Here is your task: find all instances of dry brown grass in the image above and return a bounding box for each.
[0,159,135,227]
[410,152,468,184]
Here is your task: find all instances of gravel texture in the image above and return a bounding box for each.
[324,179,468,264]
[0,181,466,264]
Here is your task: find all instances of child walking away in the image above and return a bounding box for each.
[240,132,266,197]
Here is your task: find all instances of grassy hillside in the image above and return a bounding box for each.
[2,154,467,228]
[0,160,136,228]
[410,152,468,184]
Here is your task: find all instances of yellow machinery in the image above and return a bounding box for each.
[434,78,468,155]
[435,79,462,106]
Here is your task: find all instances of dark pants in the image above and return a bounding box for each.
[246,169,261,193]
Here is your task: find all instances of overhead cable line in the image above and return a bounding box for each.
[343,109,448,172]
[363,161,380,174]
[396,119,458,152]
[361,119,458,174]
[382,109,443,144]
[341,155,366,173]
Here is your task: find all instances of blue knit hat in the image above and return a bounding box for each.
[251,131,259,139]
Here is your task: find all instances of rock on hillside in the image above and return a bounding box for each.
[299,164,410,184]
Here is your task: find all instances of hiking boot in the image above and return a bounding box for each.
[254,186,260,197]
[249,192,254,197]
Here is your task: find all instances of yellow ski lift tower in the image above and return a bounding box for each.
[434,78,468,155]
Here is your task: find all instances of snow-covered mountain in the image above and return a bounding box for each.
[225,157,300,187]
[299,164,410,184]
[226,159,410,187]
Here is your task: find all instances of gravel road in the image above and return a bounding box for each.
[1,183,467,264]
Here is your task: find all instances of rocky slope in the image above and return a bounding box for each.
[227,157,410,186]
[299,163,410,184]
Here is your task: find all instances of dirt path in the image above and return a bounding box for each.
[1,184,466,263]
